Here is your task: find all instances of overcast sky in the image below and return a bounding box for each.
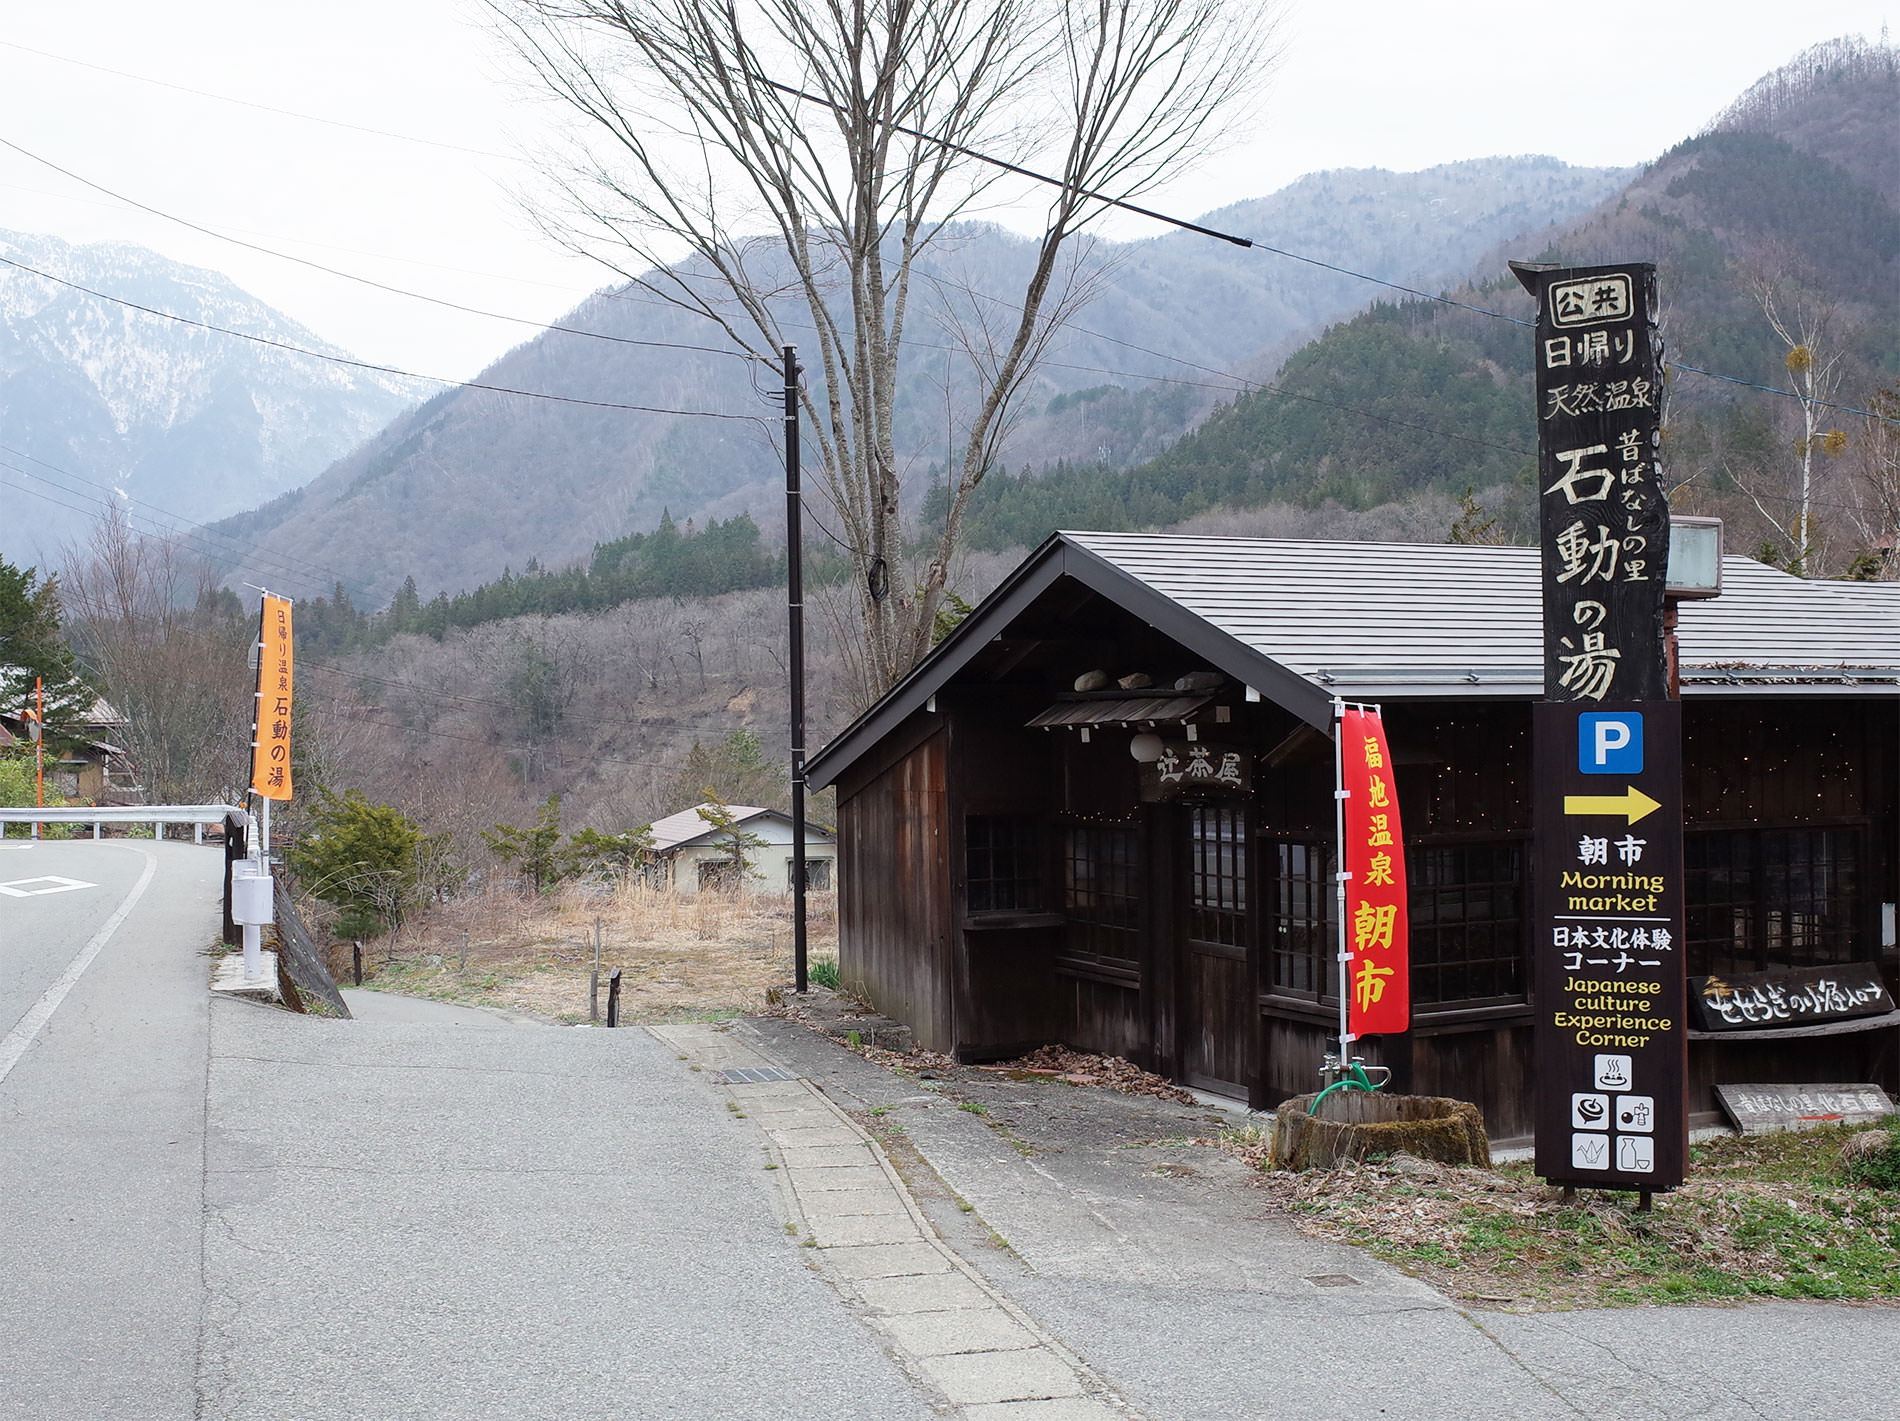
[1,2,1889,383]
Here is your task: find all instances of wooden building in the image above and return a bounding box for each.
[806,534,1900,1142]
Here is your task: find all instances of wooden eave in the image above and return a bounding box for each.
[806,534,1334,792]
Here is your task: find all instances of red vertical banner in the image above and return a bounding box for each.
[249,595,294,801]
[1341,706,1409,1036]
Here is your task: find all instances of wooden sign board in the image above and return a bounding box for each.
[1690,964,1895,1033]
[1513,260,1670,704]
[1715,1083,1896,1136]
[1532,699,1687,1190]
[1139,741,1249,801]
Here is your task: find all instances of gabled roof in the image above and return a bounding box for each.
[807,532,1900,791]
[646,804,836,853]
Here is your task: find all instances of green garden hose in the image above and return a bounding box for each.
[1309,1060,1382,1117]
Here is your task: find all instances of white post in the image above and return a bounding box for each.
[242,921,262,980]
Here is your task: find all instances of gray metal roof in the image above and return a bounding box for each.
[807,532,1899,791]
[1064,532,1900,699]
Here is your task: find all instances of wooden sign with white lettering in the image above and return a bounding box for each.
[1689,964,1894,1033]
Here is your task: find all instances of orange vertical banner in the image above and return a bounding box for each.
[1341,706,1408,1035]
[249,594,294,801]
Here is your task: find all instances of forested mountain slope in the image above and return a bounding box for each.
[957,37,1898,569]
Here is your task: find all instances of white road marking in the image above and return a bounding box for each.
[0,876,97,898]
[0,849,157,1087]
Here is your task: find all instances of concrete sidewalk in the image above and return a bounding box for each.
[714,1013,1900,1421]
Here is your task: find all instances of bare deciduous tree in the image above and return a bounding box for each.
[60,505,254,804]
[1734,258,1851,575]
[493,0,1281,699]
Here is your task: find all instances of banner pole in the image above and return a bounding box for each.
[1332,697,1352,1064]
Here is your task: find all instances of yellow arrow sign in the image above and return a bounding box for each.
[1563,786,1662,824]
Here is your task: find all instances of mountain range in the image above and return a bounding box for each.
[204,156,1633,604]
[0,229,418,571]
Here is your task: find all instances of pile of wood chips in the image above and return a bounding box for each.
[982,1045,1198,1105]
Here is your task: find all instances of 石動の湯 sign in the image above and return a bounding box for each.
[1518,260,1686,1194]
[1512,261,1670,705]
[249,594,294,802]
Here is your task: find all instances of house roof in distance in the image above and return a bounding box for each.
[647,804,837,854]
[807,532,1900,791]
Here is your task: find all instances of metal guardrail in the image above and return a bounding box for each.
[0,804,249,843]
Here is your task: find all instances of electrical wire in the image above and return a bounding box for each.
[0,255,766,425]
[0,38,523,163]
[0,443,358,593]
[1667,363,1898,425]
[0,136,755,363]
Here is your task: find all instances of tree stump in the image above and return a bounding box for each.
[1269,1091,1491,1171]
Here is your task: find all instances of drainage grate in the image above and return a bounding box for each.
[1303,1273,1361,1288]
[712,1066,798,1084]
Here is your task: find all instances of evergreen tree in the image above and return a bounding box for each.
[0,557,95,740]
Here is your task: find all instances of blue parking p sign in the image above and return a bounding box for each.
[1578,712,1643,774]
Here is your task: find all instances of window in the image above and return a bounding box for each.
[1269,841,1330,996]
[1686,826,1861,975]
[697,859,741,892]
[966,816,1041,913]
[1064,824,1141,961]
[789,857,832,891]
[1409,841,1525,1006]
[1188,804,1247,947]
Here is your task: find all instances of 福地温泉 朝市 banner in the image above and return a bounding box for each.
[1340,705,1408,1038]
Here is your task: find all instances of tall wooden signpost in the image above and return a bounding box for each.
[1511,261,1687,1199]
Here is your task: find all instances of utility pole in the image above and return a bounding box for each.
[784,345,809,994]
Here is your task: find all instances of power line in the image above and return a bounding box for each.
[909,265,1532,459]
[772,76,1900,426]
[0,136,754,364]
[1667,362,1899,425]
[0,467,326,598]
[0,38,522,163]
[0,254,766,425]
[0,443,356,593]
[762,75,1532,329]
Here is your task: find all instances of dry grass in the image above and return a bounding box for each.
[1236,1127,1900,1310]
[331,883,838,1023]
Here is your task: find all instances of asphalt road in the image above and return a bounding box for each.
[0,839,933,1420]
[0,838,215,1421]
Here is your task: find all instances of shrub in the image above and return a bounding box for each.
[808,957,841,991]
[286,788,424,935]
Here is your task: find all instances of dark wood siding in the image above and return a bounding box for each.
[948,701,1064,1058]
[837,725,952,1051]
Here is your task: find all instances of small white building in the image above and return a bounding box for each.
[647,804,837,896]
